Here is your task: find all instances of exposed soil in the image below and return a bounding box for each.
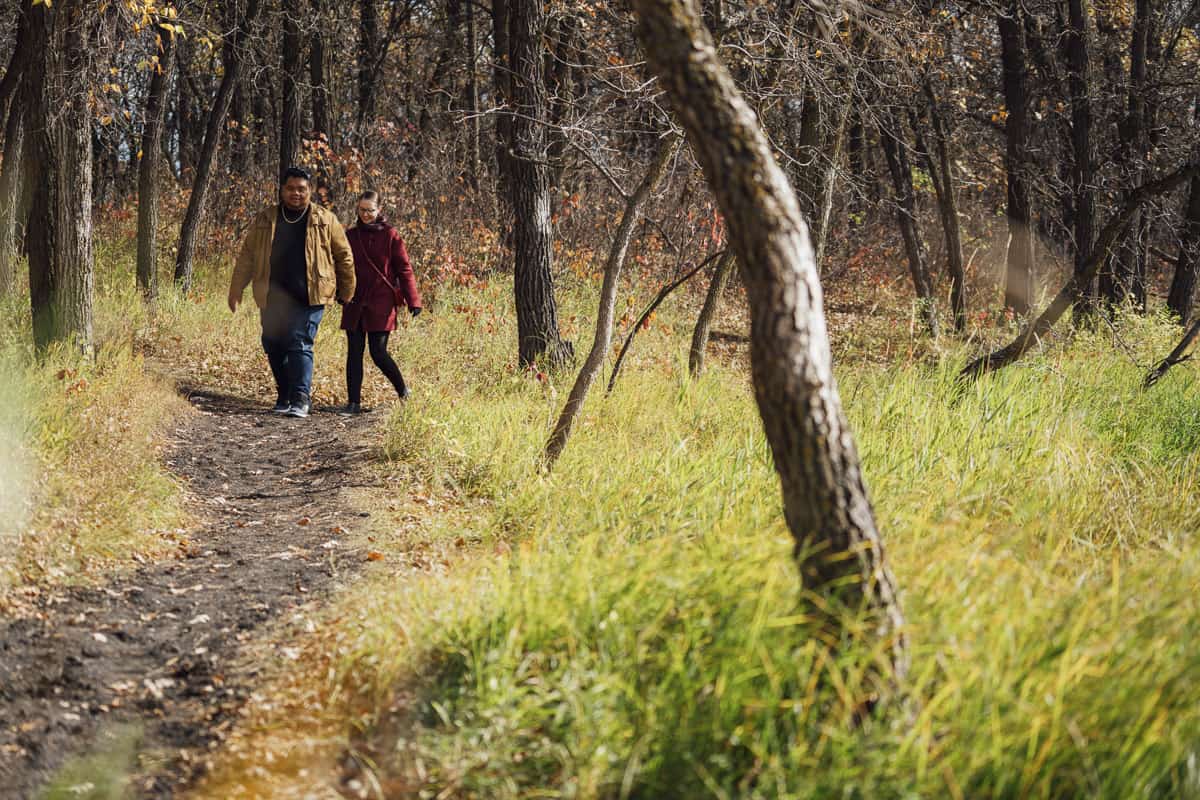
[0,388,386,798]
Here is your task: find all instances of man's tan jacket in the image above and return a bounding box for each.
[230,203,356,309]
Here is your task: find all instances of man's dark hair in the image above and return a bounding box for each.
[280,166,312,185]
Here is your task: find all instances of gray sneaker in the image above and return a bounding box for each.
[285,398,311,418]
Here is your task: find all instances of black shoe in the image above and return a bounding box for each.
[398,385,411,400]
[271,395,290,413]
[285,397,311,418]
[338,402,363,416]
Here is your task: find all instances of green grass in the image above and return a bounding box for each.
[313,282,1200,799]
[0,252,189,597]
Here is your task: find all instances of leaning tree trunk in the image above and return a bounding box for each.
[880,107,938,337]
[278,0,303,177]
[507,0,572,368]
[173,0,264,291]
[631,0,906,686]
[136,31,175,305]
[999,5,1036,314]
[544,136,675,467]
[688,249,735,377]
[24,0,94,352]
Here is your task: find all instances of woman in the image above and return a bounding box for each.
[339,190,422,414]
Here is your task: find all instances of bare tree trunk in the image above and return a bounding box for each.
[961,164,1197,382]
[24,0,94,352]
[544,137,674,467]
[278,0,303,177]
[173,0,264,292]
[0,7,31,296]
[309,0,330,145]
[1103,0,1152,309]
[1063,0,1098,318]
[465,0,480,190]
[0,6,29,127]
[136,31,176,305]
[788,87,850,270]
[507,0,571,368]
[688,250,735,377]
[492,0,514,264]
[358,0,378,128]
[922,80,966,332]
[0,100,25,296]
[631,0,906,687]
[1167,169,1200,325]
[999,5,1036,314]
[879,108,938,337]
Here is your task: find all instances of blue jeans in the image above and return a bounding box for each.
[261,295,325,404]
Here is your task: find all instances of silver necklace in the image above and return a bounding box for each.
[282,204,309,224]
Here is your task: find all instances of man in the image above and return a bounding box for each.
[228,167,355,418]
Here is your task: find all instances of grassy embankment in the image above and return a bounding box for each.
[187,265,1200,799]
[0,231,194,602]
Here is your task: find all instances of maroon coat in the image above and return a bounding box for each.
[340,223,422,333]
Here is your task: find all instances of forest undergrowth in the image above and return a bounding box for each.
[5,219,1200,799]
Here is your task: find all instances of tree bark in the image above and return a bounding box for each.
[631,0,906,686]
[0,6,29,128]
[879,108,938,337]
[465,0,480,189]
[0,6,31,296]
[24,0,94,352]
[309,0,330,146]
[278,0,303,177]
[173,0,264,292]
[1062,0,1097,318]
[788,87,850,270]
[507,0,572,368]
[998,5,1036,314]
[1102,0,1153,309]
[358,0,379,127]
[136,31,176,305]
[961,163,1198,382]
[544,136,675,467]
[0,99,25,296]
[921,80,966,332]
[492,0,514,263]
[688,249,735,377]
[1166,170,1200,325]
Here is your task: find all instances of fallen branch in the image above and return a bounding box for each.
[1145,316,1200,387]
[606,249,725,395]
[959,162,1198,383]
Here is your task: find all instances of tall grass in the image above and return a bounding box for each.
[0,248,189,597]
[303,282,1200,799]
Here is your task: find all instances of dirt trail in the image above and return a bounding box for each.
[0,389,384,798]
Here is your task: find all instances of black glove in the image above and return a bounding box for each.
[410,306,422,318]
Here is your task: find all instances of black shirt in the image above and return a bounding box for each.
[268,205,310,305]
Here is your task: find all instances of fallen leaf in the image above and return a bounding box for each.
[367,551,385,561]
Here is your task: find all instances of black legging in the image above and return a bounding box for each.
[346,331,407,404]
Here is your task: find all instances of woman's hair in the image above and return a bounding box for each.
[358,190,380,204]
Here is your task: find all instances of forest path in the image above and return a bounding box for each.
[0,388,383,798]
